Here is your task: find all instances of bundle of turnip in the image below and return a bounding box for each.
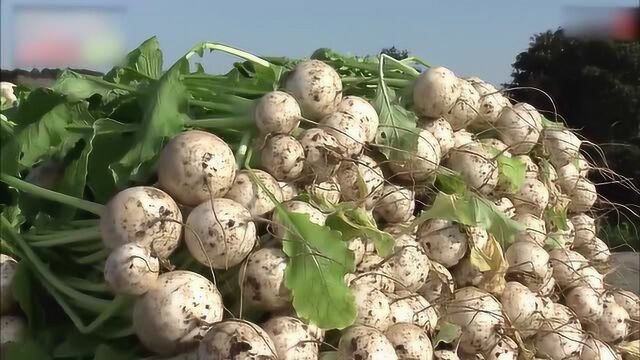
[0,36,637,360]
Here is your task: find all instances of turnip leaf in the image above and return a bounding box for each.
[326,206,394,258]
[433,322,462,347]
[496,154,526,193]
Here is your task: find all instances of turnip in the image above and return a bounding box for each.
[347,237,366,266]
[481,138,512,157]
[418,261,455,304]
[447,80,480,130]
[261,134,305,181]
[279,181,299,201]
[565,285,604,322]
[500,281,543,338]
[579,337,620,360]
[374,185,416,224]
[297,128,344,182]
[509,178,549,217]
[452,129,475,149]
[612,290,639,322]
[338,325,399,360]
[0,316,25,353]
[0,254,17,315]
[225,169,283,217]
[351,282,392,330]
[444,287,504,354]
[495,103,543,155]
[567,178,597,213]
[493,197,516,218]
[388,295,416,325]
[575,236,610,264]
[305,178,341,206]
[469,81,510,129]
[446,142,499,195]
[542,128,582,168]
[417,219,468,268]
[238,247,290,311]
[384,322,434,360]
[197,320,277,359]
[100,186,182,259]
[0,82,17,105]
[452,257,484,288]
[157,130,236,206]
[254,91,301,134]
[539,160,559,185]
[513,213,547,246]
[262,315,319,360]
[434,350,461,360]
[484,336,518,360]
[587,300,630,343]
[413,66,461,119]
[285,59,342,120]
[133,270,223,356]
[387,241,431,291]
[549,249,602,290]
[388,129,442,182]
[337,95,379,142]
[515,155,539,179]
[104,243,159,296]
[536,303,585,360]
[570,214,596,248]
[420,117,455,155]
[336,155,384,209]
[272,200,326,240]
[348,270,395,294]
[184,198,256,269]
[320,111,367,157]
[505,241,551,281]
[391,290,438,332]
[536,271,558,296]
[576,154,591,177]
[557,163,580,194]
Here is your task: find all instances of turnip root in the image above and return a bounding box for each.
[133,271,223,356]
[279,181,299,201]
[500,281,543,338]
[374,185,415,224]
[254,91,301,134]
[272,200,326,240]
[391,291,438,332]
[413,66,461,119]
[319,111,366,157]
[384,322,434,360]
[542,128,582,168]
[505,241,551,281]
[536,303,585,360]
[417,219,467,268]
[285,59,342,120]
[570,214,596,248]
[418,261,455,304]
[579,337,620,360]
[420,117,455,155]
[509,178,549,217]
[0,255,17,315]
[338,325,398,360]
[350,283,392,330]
[184,198,256,269]
[104,243,159,296]
[495,103,543,155]
[297,128,344,181]
[262,315,318,360]
[565,285,604,322]
[539,160,559,185]
[549,249,601,290]
[239,247,290,311]
[452,129,475,148]
[557,163,580,194]
[100,186,182,259]
[157,130,236,206]
[494,197,516,218]
[513,213,547,246]
[612,290,639,322]
[576,154,591,177]
[305,178,341,206]
[470,81,510,129]
[197,320,277,359]
[337,96,379,142]
[261,134,305,181]
[444,287,504,354]
[387,242,431,291]
[447,80,480,130]
[348,270,395,294]
[587,300,630,343]
[336,155,384,209]
[446,142,498,195]
[0,316,25,353]
[434,350,461,360]
[388,296,416,325]
[388,129,441,182]
[567,178,597,213]
[225,169,283,217]
[575,237,610,264]
[484,336,518,360]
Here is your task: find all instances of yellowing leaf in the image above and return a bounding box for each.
[617,340,640,360]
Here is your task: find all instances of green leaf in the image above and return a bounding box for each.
[433,322,462,347]
[12,262,45,331]
[319,351,339,360]
[5,88,65,128]
[497,154,526,193]
[541,116,565,129]
[52,331,102,358]
[110,59,188,185]
[435,171,467,195]
[105,36,163,83]
[94,344,136,360]
[326,206,394,258]
[280,212,356,329]
[372,83,419,159]
[3,338,51,360]
[53,70,130,101]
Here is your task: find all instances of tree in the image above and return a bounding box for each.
[380,46,409,60]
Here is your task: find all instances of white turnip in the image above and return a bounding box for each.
[493,197,516,218]
[104,243,159,296]
[420,117,455,155]
[536,303,585,360]
[305,178,341,206]
[384,322,434,360]
[417,219,468,268]
[319,111,366,157]
[579,337,620,360]
[337,95,379,142]
[351,283,392,330]
[484,336,518,360]
[254,91,301,134]
[446,142,499,195]
[261,134,305,182]
[338,325,399,360]
[239,247,290,311]
[262,315,318,360]
[197,320,277,359]
[297,128,344,182]
[374,184,415,224]
[225,169,283,217]
[495,103,543,155]
[513,213,547,246]
[587,299,630,343]
[336,155,384,209]
[391,291,438,332]
[388,129,442,182]
[505,241,551,281]
[509,178,549,217]
[272,200,326,240]
[565,285,604,322]
[570,213,596,248]
[500,281,543,338]
[447,79,480,130]
[285,59,342,120]
[0,255,17,315]
[575,237,610,264]
[279,181,299,201]
[387,241,431,291]
[542,128,582,168]
[567,178,597,213]
[418,261,455,304]
[452,129,475,148]
[413,66,461,119]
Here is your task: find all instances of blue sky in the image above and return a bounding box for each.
[1,0,637,85]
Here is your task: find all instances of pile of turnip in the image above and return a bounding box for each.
[1,43,638,360]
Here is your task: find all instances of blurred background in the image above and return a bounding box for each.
[1,0,639,253]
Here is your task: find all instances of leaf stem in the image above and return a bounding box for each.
[234,132,253,168]
[341,77,410,87]
[74,249,109,264]
[186,42,273,68]
[0,174,104,216]
[25,226,100,242]
[188,99,237,113]
[185,116,254,129]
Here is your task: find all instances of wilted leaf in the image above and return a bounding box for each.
[497,155,526,193]
[433,322,462,347]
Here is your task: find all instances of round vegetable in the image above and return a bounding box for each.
[305,178,341,206]
[470,81,510,129]
[565,286,604,322]
[254,91,301,134]
[509,178,549,217]
[570,213,596,248]
[336,155,384,209]
[417,219,468,268]
[100,186,182,259]
[587,299,629,343]
[197,320,277,359]
[350,283,392,330]
[447,79,480,130]
[390,291,439,332]
[418,261,455,304]
[452,129,475,148]
[500,282,543,338]
[420,117,455,155]
[297,128,344,182]
[157,130,236,206]
[388,129,442,182]
[536,303,585,360]
[285,59,342,120]
[238,247,290,311]
[338,325,399,360]
[262,315,318,360]
[494,197,516,218]
[374,184,416,224]
[319,111,366,157]
[575,237,610,264]
[272,200,326,240]
[337,95,379,142]
[261,134,305,182]
[513,213,547,246]
[225,169,283,217]
[485,337,518,360]
[279,181,299,201]
[387,241,431,291]
[446,142,499,195]
[0,254,17,315]
[384,322,434,360]
[505,241,551,281]
[413,66,461,119]
[567,178,597,213]
[579,337,620,360]
[495,102,543,155]
[104,243,159,296]
[542,128,582,168]
[133,270,223,356]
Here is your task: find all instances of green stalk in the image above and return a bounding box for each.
[234,132,253,168]
[186,42,273,68]
[62,276,110,293]
[25,226,100,243]
[68,241,105,253]
[185,116,254,129]
[74,249,108,264]
[0,174,104,216]
[188,99,237,113]
[340,77,410,87]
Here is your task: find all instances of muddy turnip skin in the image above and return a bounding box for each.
[495,103,543,155]
[157,130,236,206]
[567,178,597,213]
[261,134,305,182]
[285,59,342,120]
[337,96,379,142]
[612,290,639,323]
[279,181,299,201]
[413,66,461,119]
[388,129,442,182]
[570,214,596,248]
[225,169,283,217]
[384,323,434,360]
[565,286,604,322]
[255,91,301,135]
[505,241,550,281]
[434,350,461,360]
[319,111,366,157]
[351,283,392,330]
[0,315,25,354]
[421,117,455,155]
[536,303,585,360]
[100,186,182,259]
[513,213,547,246]
[336,155,384,209]
[305,178,341,206]
[485,337,519,360]
[548,249,597,289]
[184,198,256,269]
[542,128,582,168]
[469,81,510,129]
[387,241,431,291]
[374,185,416,224]
[510,178,549,217]
[104,243,159,296]
[391,290,439,332]
[133,271,224,356]
[297,128,344,182]
[338,325,399,360]
[494,197,516,218]
[575,237,610,264]
[238,248,290,311]
[579,337,620,360]
[446,142,499,195]
[500,282,543,338]
[452,129,475,148]
[588,300,630,343]
[197,320,277,360]
[262,316,318,360]
[418,261,455,304]
[0,255,17,315]
[417,219,468,268]
[447,79,481,130]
